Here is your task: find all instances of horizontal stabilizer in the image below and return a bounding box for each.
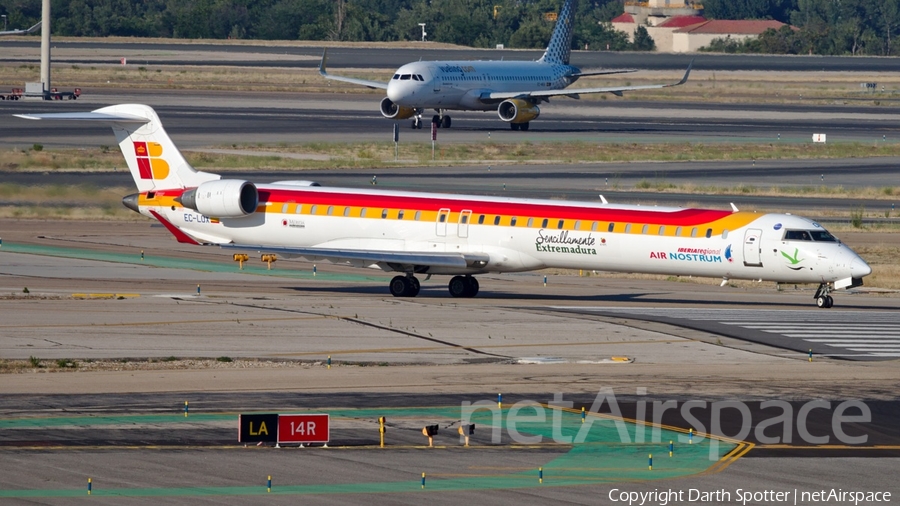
[15,111,149,123]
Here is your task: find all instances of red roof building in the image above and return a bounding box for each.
[672,20,788,52]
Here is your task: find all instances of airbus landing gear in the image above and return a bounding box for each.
[431,114,452,128]
[814,283,834,308]
[411,117,423,129]
[448,275,479,298]
[510,122,529,131]
[389,275,421,297]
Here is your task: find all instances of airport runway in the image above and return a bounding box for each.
[1,219,898,502]
[5,90,900,147]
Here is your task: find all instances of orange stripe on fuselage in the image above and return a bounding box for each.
[257,188,761,236]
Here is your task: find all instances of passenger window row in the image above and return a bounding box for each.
[281,204,722,237]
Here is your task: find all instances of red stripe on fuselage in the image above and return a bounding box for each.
[258,188,730,226]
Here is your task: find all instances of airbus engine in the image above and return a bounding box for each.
[380,97,417,120]
[497,99,540,123]
[179,179,258,218]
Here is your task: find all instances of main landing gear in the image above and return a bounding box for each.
[388,275,479,298]
[411,117,423,129]
[431,114,451,128]
[510,122,530,131]
[390,275,421,297]
[448,275,478,298]
[814,283,834,308]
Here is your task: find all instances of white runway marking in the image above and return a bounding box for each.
[552,307,900,360]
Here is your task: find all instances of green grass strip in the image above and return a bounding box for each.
[0,242,382,282]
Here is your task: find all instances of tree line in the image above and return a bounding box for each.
[0,0,653,50]
[5,0,896,55]
[702,0,900,56]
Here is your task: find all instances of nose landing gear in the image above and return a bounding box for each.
[814,283,834,308]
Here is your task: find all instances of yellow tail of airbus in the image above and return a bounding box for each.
[17,104,871,306]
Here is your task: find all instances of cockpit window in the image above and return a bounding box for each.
[412,75,419,81]
[400,74,411,80]
[417,75,424,81]
[784,229,837,242]
[810,230,837,242]
[392,74,400,80]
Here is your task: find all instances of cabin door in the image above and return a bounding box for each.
[743,228,763,267]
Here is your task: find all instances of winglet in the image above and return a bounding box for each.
[318,48,328,77]
[25,21,42,34]
[730,202,739,212]
[676,59,694,86]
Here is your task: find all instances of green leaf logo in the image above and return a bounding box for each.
[781,248,803,265]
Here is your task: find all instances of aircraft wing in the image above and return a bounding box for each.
[486,60,692,101]
[318,49,388,90]
[0,21,41,36]
[221,243,490,270]
[569,68,637,78]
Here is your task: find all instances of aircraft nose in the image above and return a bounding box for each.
[850,257,872,278]
[386,81,405,102]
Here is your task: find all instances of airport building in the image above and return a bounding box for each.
[611,0,788,53]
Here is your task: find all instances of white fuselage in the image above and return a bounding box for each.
[387,60,577,111]
[143,184,871,285]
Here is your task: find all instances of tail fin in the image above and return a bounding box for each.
[538,0,577,65]
[15,104,218,193]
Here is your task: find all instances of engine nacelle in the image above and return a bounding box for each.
[497,99,540,123]
[380,97,417,120]
[179,179,258,218]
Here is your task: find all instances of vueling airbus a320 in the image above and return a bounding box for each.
[17,105,870,307]
[319,0,691,130]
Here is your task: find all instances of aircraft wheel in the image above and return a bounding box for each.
[464,276,479,297]
[411,119,417,129]
[390,275,410,297]
[825,295,834,308]
[417,119,423,129]
[408,277,421,297]
[448,276,468,298]
[432,114,441,126]
[441,116,451,128]
[520,122,529,131]
[510,123,520,131]
[816,295,828,308]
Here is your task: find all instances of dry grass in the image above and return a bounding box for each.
[0,182,135,219]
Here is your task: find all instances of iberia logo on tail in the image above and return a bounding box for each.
[134,141,169,180]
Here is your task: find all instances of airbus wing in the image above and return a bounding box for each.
[319,49,388,90]
[487,60,693,101]
[0,21,41,36]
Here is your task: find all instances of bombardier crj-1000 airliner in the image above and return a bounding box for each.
[18,105,870,307]
[319,0,691,130]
